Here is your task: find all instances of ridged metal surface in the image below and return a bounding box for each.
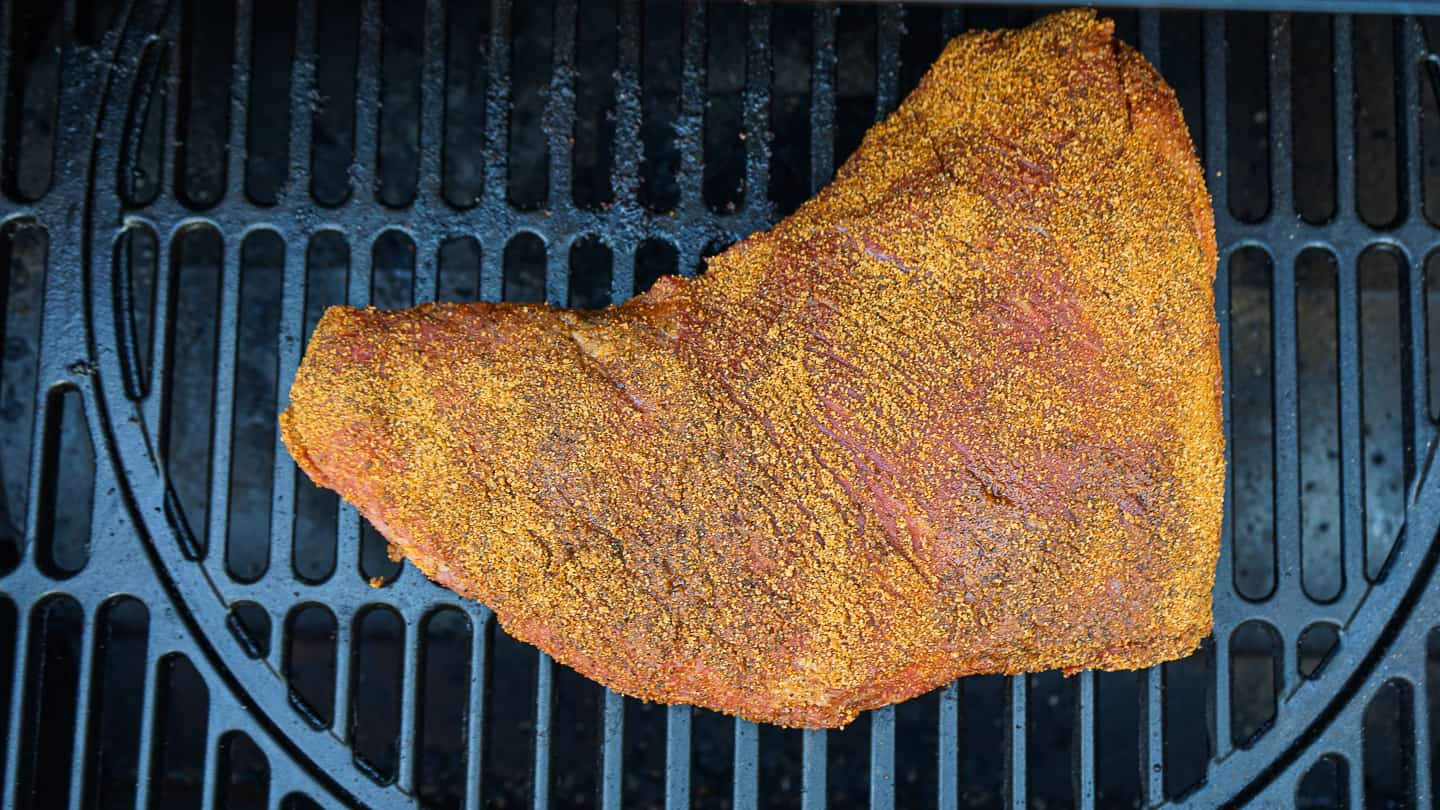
[0,1,1438,808]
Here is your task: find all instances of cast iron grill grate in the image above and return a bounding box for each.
[2,0,1440,807]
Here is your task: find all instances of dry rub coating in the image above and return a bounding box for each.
[281,10,1222,728]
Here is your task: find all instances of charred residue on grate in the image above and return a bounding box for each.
[0,220,45,575]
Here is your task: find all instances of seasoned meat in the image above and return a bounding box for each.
[281,9,1222,729]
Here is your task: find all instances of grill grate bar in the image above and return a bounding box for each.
[268,222,310,584]
[1268,14,1295,217]
[463,612,489,809]
[733,718,759,810]
[127,642,162,810]
[351,0,383,200]
[1402,17,1435,478]
[394,618,421,793]
[156,9,183,214]
[876,6,902,118]
[870,705,896,809]
[1008,675,1026,810]
[417,0,446,206]
[0,0,11,171]
[1415,670,1436,806]
[676,0,707,216]
[0,599,29,801]
[228,0,256,204]
[742,7,772,221]
[1075,671,1096,810]
[198,695,224,810]
[1267,12,1303,607]
[208,239,245,575]
[1142,666,1165,805]
[284,0,319,196]
[532,650,553,810]
[810,5,838,195]
[600,689,624,810]
[1139,9,1161,64]
[665,704,692,810]
[802,727,827,810]
[329,614,354,744]
[1332,16,1358,217]
[941,8,965,40]
[610,0,642,217]
[1335,230,1367,596]
[936,681,960,810]
[63,605,97,810]
[544,0,579,211]
[482,0,514,207]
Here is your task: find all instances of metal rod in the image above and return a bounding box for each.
[875,6,902,118]
[869,706,895,810]
[463,610,489,809]
[1075,671,1096,810]
[676,0,707,212]
[810,5,838,194]
[207,234,244,578]
[802,728,827,810]
[416,0,447,206]
[600,690,625,810]
[1142,667,1165,806]
[532,651,553,810]
[395,615,421,793]
[1139,9,1162,65]
[1008,675,1026,810]
[937,681,959,810]
[666,704,692,810]
[63,602,97,810]
[545,0,579,209]
[1333,16,1358,219]
[228,0,255,206]
[742,6,772,221]
[351,0,383,200]
[482,0,515,206]
[733,718,759,810]
[1269,14,1296,226]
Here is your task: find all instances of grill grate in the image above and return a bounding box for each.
[3,1,1440,808]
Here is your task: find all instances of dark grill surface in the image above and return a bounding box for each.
[3,0,1440,808]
